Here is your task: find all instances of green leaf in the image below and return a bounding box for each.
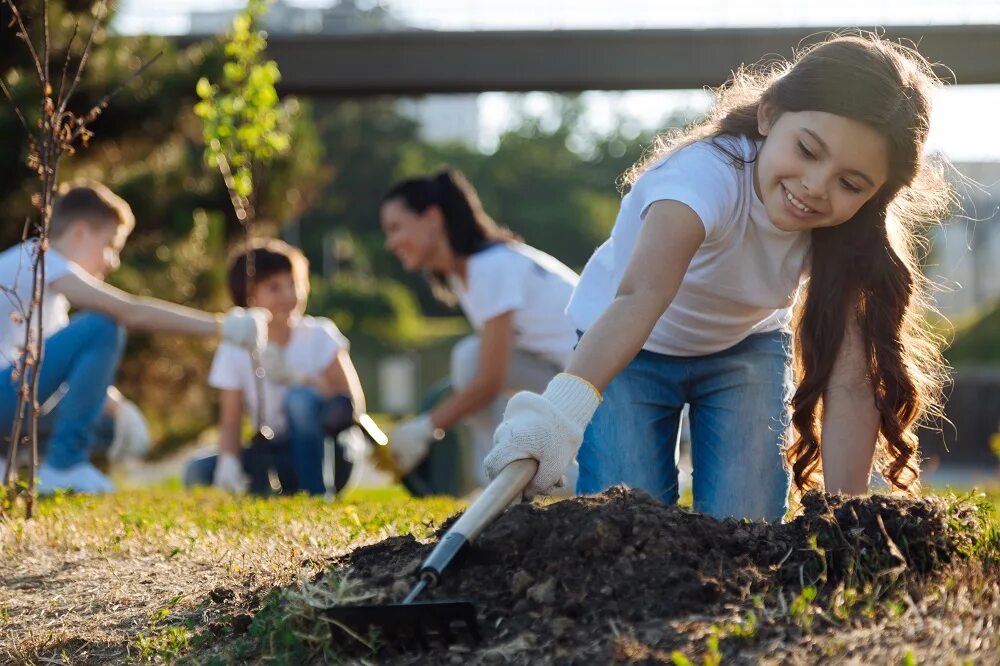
[195,77,213,100]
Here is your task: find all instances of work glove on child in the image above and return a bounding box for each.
[220,307,269,350]
[260,342,306,386]
[108,399,151,462]
[389,414,442,474]
[484,373,601,500]
[213,453,249,494]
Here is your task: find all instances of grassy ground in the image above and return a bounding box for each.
[0,484,461,664]
[1,483,997,665]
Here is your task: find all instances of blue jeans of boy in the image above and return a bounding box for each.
[577,330,793,521]
[0,312,124,469]
[184,387,354,496]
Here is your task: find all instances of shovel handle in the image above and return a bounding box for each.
[454,458,538,543]
[418,458,538,583]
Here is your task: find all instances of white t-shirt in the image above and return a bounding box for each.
[0,240,74,368]
[448,243,579,367]
[208,315,349,436]
[568,135,811,356]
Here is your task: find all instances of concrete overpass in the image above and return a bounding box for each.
[182,25,1000,96]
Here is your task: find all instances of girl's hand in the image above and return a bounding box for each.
[484,373,600,499]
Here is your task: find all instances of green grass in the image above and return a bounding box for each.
[2,484,462,559]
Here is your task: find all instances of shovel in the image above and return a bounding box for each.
[325,458,538,646]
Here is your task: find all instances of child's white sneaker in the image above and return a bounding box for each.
[37,461,115,495]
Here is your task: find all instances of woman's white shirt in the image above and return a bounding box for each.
[449,243,579,368]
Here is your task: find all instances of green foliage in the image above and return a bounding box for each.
[135,594,192,662]
[789,585,818,630]
[194,0,292,202]
[296,95,691,317]
[946,300,1000,366]
[109,210,227,449]
[671,651,695,666]
[711,609,758,640]
[308,273,428,347]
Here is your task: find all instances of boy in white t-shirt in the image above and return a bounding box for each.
[0,183,265,495]
[182,239,367,496]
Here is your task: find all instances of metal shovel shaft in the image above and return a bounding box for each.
[415,458,538,587]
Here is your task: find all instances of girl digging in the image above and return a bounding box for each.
[485,33,953,520]
[381,169,580,489]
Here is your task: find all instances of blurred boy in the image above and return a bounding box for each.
[183,239,366,496]
[0,182,266,494]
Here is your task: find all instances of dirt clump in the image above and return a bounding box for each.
[335,487,988,664]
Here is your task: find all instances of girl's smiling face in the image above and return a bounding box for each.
[754,109,891,232]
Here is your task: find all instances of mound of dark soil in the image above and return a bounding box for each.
[337,487,986,664]
[778,492,984,587]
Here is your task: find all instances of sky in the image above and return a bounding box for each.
[114,0,1000,162]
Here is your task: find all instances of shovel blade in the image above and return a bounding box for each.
[325,600,480,648]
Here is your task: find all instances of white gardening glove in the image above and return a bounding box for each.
[484,373,601,499]
[220,307,269,351]
[389,414,440,474]
[260,342,306,386]
[213,452,249,494]
[108,399,151,462]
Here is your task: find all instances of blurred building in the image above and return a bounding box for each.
[188,0,480,147]
[929,161,1000,319]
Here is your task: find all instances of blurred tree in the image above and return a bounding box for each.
[0,1,326,450]
[3,7,696,448]
[299,94,693,316]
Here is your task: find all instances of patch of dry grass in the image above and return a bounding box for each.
[0,485,461,665]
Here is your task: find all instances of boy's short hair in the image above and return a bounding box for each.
[50,181,136,239]
[227,238,310,308]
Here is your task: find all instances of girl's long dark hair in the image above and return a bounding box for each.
[626,33,955,494]
[382,169,519,304]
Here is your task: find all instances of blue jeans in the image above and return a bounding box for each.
[0,312,124,469]
[577,330,793,521]
[184,387,355,496]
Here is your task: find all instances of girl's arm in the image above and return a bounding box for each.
[312,349,367,415]
[428,310,514,431]
[482,200,706,496]
[567,200,706,390]
[217,389,245,458]
[52,269,218,336]
[820,317,880,494]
